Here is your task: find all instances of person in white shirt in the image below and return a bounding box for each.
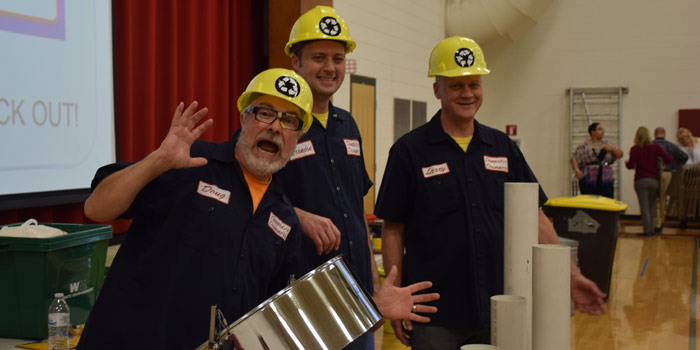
[677,127,700,166]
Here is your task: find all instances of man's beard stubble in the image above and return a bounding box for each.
[236,125,292,178]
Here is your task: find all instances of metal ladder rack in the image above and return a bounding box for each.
[568,86,628,198]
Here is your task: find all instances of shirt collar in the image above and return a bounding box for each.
[327,101,345,121]
[309,101,346,129]
[207,132,239,163]
[426,109,495,147]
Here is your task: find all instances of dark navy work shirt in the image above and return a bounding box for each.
[277,102,374,294]
[653,137,688,171]
[77,137,300,350]
[374,111,546,328]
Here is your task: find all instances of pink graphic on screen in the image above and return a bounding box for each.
[0,0,65,40]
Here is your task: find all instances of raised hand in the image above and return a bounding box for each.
[156,101,213,170]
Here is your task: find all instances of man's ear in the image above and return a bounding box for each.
[291,54,301,70]
[433,80,441,99]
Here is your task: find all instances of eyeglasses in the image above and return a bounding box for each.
[244,106,303,131]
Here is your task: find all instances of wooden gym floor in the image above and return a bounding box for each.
[374,221,700,350]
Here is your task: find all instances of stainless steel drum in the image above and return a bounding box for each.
[198,255,381,350]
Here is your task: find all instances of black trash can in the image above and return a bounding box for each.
[543,195,627,298]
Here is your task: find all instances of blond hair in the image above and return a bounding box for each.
[634,126,651,147]
[677,127,698,148]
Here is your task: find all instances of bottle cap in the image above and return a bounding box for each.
[54,293,64,298]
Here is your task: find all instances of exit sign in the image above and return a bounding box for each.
[506,125,517,136]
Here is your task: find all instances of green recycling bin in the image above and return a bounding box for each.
[0,223,112,339]
[542,195,627,298]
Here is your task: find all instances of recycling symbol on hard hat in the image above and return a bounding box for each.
[276,76,300,98]
[319,16,341,36]
[454,48,475,68]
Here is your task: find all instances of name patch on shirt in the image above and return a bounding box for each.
[268,212,291,241]
[422,162,450,178]
[483,155,509,173]
[344,139,361,156]
[290,140,315,161]
[197,181,231,204]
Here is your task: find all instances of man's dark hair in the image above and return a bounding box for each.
[289,41,308,59]
[290,39,346,61]
[588,122,600,136]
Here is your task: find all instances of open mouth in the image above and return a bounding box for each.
[257,140,280,155]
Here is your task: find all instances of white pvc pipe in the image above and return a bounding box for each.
[532,244,570,350]
[503,182,538,350]
[460,345,500,350]
[490,295,526,350]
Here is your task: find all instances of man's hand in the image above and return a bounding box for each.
[84,101,212,222]
[375,266,439,345]
[390,319,412,346]
[155,101,213,170]
[375,265,439,321]
[294,208,341,255]
[574,168,584,180]
[571,273,607,315]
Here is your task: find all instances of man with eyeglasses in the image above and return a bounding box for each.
[276,7,380,349]
[77,68,313,349]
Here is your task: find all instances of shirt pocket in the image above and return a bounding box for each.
[484,170,510,213]
[178,195,230,256]
[422,172,463,215]
[246,212,292,281]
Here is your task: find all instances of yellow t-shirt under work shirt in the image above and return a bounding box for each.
[314,112,329,129]
[452,136,472,152]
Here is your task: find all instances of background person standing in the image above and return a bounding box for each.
[570,122,624,198]
[626,126,671,236]
[652,127,688,231]
[676,127,700,166]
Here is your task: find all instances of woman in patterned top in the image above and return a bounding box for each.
[570,122,624,198]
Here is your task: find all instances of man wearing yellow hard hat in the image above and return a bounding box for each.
[276,7,380,350]
[375,37,608,349]
[77,69,313,349]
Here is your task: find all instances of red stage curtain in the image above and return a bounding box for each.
[0,0,265,233]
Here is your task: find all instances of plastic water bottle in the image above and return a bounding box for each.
[48,292,70,350]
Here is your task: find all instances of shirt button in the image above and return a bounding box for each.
[471,202,476,207]
[343,213,348,218]
[336,186,341,191]
[349,241,354,246]
[208,207,214,212]
[240,253,246,260]
[330,159,335,164]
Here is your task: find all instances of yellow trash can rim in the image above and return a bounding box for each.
[544,195,628,212]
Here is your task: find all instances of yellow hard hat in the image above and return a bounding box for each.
[237,68,313,133]
[428,36,490,77]
[284,6,356,56]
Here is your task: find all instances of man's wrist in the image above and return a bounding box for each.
[570,266,582,278]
